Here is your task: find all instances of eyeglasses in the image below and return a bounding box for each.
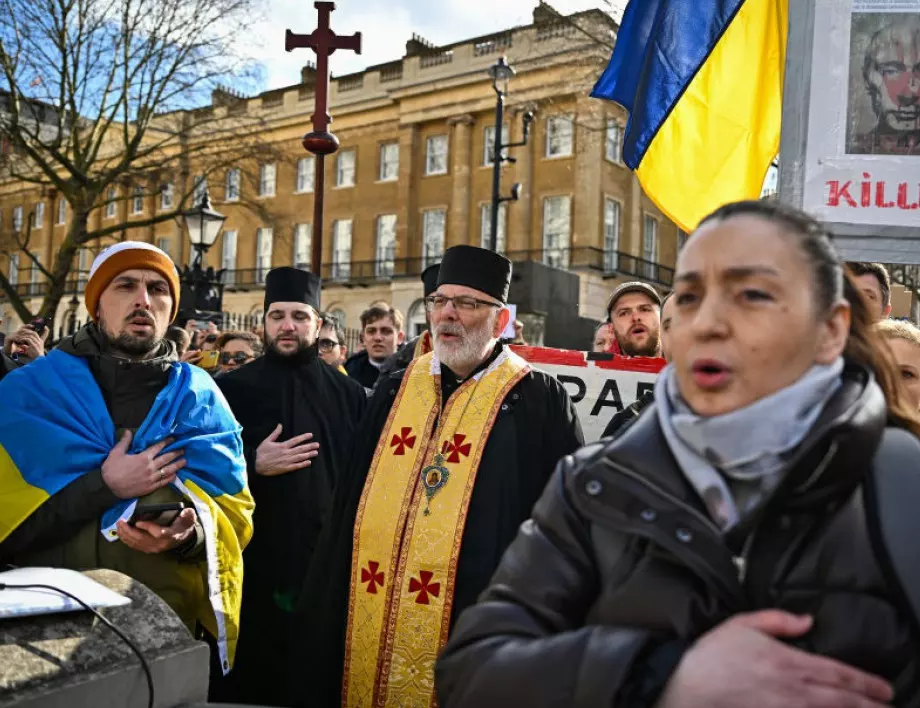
[220,352,253,365]
[317,338,340,352]
[424,295,502,313]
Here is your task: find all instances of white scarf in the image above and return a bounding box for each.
[655,358,845,529]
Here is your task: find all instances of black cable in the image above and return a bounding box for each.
[0,582,154,708]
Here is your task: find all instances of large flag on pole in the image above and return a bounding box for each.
[591,0,788,232]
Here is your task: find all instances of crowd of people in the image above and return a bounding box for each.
[1,200,920,707]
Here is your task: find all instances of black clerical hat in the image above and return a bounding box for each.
[421,263,440,297]
[264,267,321,310]
[436,245,512,303]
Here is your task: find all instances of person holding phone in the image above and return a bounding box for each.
[3,317,50,364]
[0,241,253,678]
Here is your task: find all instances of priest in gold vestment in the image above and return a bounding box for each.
[294,245,584,707]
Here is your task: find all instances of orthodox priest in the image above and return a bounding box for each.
[215,267,367,706]
[294,246,583,707]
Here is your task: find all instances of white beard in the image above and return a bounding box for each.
[433,315,496,375]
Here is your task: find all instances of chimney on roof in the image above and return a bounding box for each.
[405,33,436,57]
[301,61,317,86]
[533,1,561,24]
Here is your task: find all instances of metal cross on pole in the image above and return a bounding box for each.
[285,2,361,278]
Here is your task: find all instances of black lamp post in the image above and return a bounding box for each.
[488,56,534,253]
[178,187,227,324]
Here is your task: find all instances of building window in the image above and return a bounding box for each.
[542,196,571,268]
[604,198,621,271]
[296,157,315,193]
[105,188,117,219]
[156,237,171,259]
[259,164,276,197]
[226,168,241,201]
[605,120,622,164]
[425,135,448,176]
[222,231,237,285]
[193,175,207,203]
[336,150,356,187]
[332,219,353,280]
[159,183,173,210]
[677,229,689,252]
[479,203,507,253]
[294,224,311,270]
[131,187,144,215]
[33,202,45,228]
[379,142,399,181]
[643,215,659,280]
[160,183,174,210]
[483,124,509,166]
[421,208,446,267]
[546,115,574,158]
[256,227,273,283]
[77,248,90,287]
[30,253,41,295]
[12,206,22,231]
[8,253,19,287]
[375,214,397,277]
[56,198,67,225]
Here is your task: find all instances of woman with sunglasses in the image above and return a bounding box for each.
[216,331,263,376]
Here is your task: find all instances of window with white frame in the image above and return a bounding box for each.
[30,253,41,295]
[132,187,144,215]
[34,202,45,228]
[604,198,621,271]
[542,196,571,268]
[605,120,623,164]
[156,237,171,259]
[379,143,399,181]
[294,224,311,270]
[256,227,273,283]
[336,150,356,187]
[296,157,315,193]
[259,164,276,197]
[643,215,659,280]
[8,253,19,287]
[77,248,90,287]
[479,203,507,253]
[421,209,446,267]
[222,231,237,284]
[56,198,67,225]
[425,135,448,176]
[677,229,689,252]
[226,168,241,201]
[332,220,353,280]
[483,124,510,166]
[105,188,117,219]
[12,206,22,231]
[546,116,574,158]
[193,176,207,203]
[375,214,397,277]
[160,183,174,210]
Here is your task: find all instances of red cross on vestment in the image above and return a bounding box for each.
[361,560,384,594]
[408,570,441,605]
[390,427,416,455]
[441,434,472,464]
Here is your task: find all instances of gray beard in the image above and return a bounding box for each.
[433,318,496,374]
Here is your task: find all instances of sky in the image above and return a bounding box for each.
[248,0,624,91]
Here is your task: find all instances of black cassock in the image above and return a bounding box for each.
[291,345,584,706]
[213,348,367,706]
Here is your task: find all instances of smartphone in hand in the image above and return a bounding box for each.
[128,502,187,527]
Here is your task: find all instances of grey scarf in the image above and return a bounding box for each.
[655,358,844,529]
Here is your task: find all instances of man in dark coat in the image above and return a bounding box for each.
[344,304,406,389]
[215,267,367,706]
[293,246,583,707]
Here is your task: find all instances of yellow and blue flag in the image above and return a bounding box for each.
[0,351,254,673]
[592,0,788,231]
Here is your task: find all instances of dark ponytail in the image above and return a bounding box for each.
[699,200,920,438]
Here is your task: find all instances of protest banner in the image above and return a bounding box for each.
[512,346,665,442]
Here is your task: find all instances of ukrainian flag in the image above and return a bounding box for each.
[0,351,254,673]
[592,0,787,231]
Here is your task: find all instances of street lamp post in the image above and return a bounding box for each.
[178,187,227,324]
[488,56,534,253]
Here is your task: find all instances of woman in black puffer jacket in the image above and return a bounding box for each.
[436,201,920,708]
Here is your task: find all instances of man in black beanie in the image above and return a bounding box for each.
[214,266,367,706]
[293,246,583,707]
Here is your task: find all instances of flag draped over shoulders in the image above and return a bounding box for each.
[0,350,254,673]
[592,0,788,231]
